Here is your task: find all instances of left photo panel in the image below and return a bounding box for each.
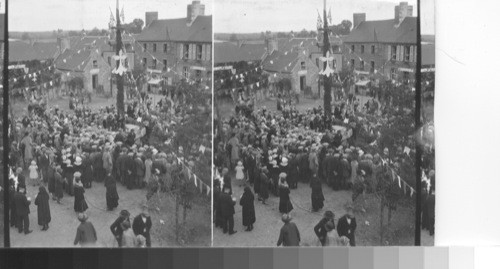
[0,0,5,248]
[6,0,212,247]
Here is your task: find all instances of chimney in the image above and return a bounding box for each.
[395,2,413,25]
[145,12,158,28]
[187,1,205,24]
[353,13,366,29]
[265,35,278,54]
[57,36,70,54]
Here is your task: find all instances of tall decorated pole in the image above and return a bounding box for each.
[318,0,334,122]
[114,0,125,114]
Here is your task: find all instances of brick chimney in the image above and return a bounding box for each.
[353,13,366,29]
[145,12,158,28]
[395,2,413,25]
[265,34,278,54]
[187,1,205,24]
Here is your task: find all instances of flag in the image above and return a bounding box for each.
[194,175,198,187]
[109,8,115,27]
[206,186,210,196]
[120,6,125,22]
[328,8,332,25]
[317,10,322,29]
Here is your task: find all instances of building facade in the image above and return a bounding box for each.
[343,2,418,85]
[135,1,212,88]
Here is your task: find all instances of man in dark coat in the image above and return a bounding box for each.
[340,154,351,190]
[39,148,50,183]
[16,167,26,191]
[110,210,130,247]
[132,205,153,247]
[123,152,136,190]
[324,150,335,186]
[426,188,435,236]
[92,147,104,183]
[219,186,237,235]
[104,172,119,210]
[14,186,32,234]
[34,186,51,231]
[277,213,300,246]
[314,211,335,246]
[9,182,17,228]
[337,213,357,246]
[297,148,309,183]
[134,154,145,188]
[287,153,299,189]
[115,147,127,184]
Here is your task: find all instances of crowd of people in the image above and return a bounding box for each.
[7,88,209,247]
[213,89,435,246]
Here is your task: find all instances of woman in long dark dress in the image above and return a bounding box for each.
[278,175,293,214]
[46,162,56,199]
[35,186,51,231]
[311,175,325,212]
[73,172,88,213]
[54,167,64,203]
[239,186,256,231]
[104,172,119,211]
[213,179,223,229]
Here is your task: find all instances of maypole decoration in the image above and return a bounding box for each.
[110,0,125,114]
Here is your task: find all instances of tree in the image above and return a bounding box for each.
[329,20,352,36]
[123,18,144,34]
[88,27,101,36]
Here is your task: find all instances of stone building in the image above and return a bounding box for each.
[343,2,417,85]
[135,1,212,88]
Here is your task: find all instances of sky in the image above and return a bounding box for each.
[214,0,435,35]
[9,0,213,32]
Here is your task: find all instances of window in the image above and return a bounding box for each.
[332,45,340,53]
[301,61,306,70]
[93,60,98,68]
[391,45,397,60]
[107,56,111,65]
[350,59,355,70]
[370,61,375,73]
[332,59,337,70]
[360,45,365,54]
[153,43,157,52]
[403,71,410,85]
[196,44,203,60]
[316,58,319,67]
[183,67,189,78]
[143,58,147,67]
[351,45,355,53]
[371,45,376,54]
[163,43,168,53]
[152,59,157,69]
[144,43,147,51]
[163,59,167,70]
[404,46,411,62]
[196,70,202,78]
[183,44,190,59]
[359,60,364,70]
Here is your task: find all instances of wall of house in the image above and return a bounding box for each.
[82,50,112,94]
[290,54,319,94]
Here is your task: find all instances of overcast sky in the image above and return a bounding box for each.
[214,0,434,35]
[9,0,213,32]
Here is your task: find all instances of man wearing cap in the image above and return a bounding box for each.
[14,186,33,234]
[277,214,300,246]
[132,205,153,247]
[39,148,50,184]
[314,211,335,246]
[219,186,237,235]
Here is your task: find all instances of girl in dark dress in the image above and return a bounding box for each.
[239,186,256,231]
[311,175,325,211]
[278,175,293,214]
[35,186,51,231]
[104,172,119,211]
[73,173,89,213]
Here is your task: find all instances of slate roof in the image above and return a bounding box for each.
[214,41,266,64]
[54,48,92,72]
[136,15,212,43]
[278,38,320,54]
[9,40,40,62]
[343,17,417,44]
[33,42,59,60]
[262,50,300,74]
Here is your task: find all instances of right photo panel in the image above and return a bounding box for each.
[213,0,435,246]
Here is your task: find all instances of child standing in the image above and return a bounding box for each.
[235,160,245,186]
[29,160,40,186]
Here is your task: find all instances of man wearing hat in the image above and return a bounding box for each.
[132,205,153,247]
[314,211,335,246]
[74,213,98,247]
[277,214,300,246]
[14,185,33,234]
[219,186,237,235]
[110,210,130,247]
[123,152,136,189]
